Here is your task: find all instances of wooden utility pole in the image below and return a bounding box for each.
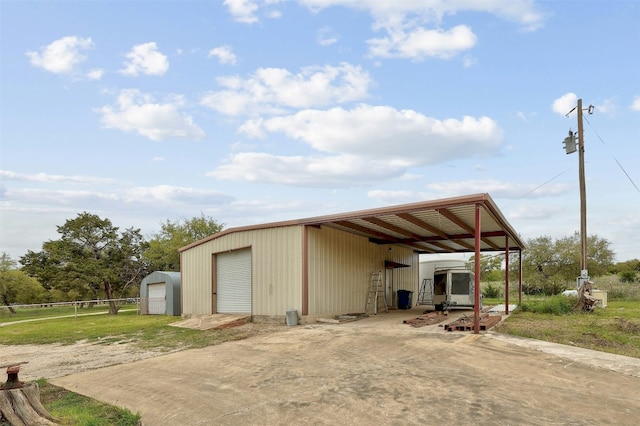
[577,99,588,277]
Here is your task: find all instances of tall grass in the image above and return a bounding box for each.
[518,295,576,315]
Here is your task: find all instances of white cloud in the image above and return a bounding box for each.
[1,175,233,207]
[207,153,405,186]
[120,42,169,76]
[86,69,104,80]
[96,89,205,141]
[122,185,233,204]
[26,36,94,74]
[200,63,372,115]
[299,0,544,61]
[300,0,544,31]
[594,98,616,115]
[631,96,640,111]
[208,45,238,65]
[224,0,260,23]
[208,106,503,186]
[317,26,340,46]
[368,25,477,60]
[509,203,565,221]
[239,104,503,163]
[425,180,571,199]
[367,189,418,204]
[552,92,578,116]
[0,170,116,185]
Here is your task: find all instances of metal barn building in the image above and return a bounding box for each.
[179,194,525,324]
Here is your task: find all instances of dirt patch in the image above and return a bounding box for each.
[0,322,281,382]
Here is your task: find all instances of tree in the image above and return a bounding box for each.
[469,253,504,282]
[521,233,615,294]
[0,253,47,312]
[145,213,224,271]
[19,213,150,314]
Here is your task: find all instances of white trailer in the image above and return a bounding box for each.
[417,259,478,310]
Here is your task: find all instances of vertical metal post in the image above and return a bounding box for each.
[504,236,509,315]
[301,225,309,316]
[577,98,588,275]
[473,203,481,334]
[518,250,523,305]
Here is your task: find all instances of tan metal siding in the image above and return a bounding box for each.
[181,226,302,316]
[307,226,417,316]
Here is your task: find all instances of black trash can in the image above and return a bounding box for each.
[397,290,413,310]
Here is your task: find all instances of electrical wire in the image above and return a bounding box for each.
[583,115,640,194]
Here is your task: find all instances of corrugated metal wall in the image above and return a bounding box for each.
[307,226,417,316]
[181,226,302,316]
[181,224,418,318]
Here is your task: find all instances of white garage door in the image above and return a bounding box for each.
[217,248,252,313]
[147,282,166,315]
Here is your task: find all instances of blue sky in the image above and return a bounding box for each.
[1,0,639,265]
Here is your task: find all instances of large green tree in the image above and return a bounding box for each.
[145,214,224,271]
[521,233,615,294]
[0,253,47,312]
[20,213,149,314]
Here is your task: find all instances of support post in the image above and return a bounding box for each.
[504,236,510,315]
[473,203,481,334]
[518,250,523,305]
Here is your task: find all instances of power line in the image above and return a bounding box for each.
[583,115,640,194]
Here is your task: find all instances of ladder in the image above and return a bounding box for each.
[417,278,434,305]
[365,271,388,315]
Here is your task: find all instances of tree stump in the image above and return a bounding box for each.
[576,280,598,312]
[0,363,59,426]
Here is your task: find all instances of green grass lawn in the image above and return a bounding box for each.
[494,300,640,358]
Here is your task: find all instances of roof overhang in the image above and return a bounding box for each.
[181,193,525,254]
[298,193,524,254]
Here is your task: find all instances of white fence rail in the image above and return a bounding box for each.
[0,298,140,320]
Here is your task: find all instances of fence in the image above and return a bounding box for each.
[139,297,166,315]
[0,298,140,321]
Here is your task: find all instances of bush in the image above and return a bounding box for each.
[518,295,576,315]
[619,271,638,283]
[522,280,568,296]
[482,283,502,298]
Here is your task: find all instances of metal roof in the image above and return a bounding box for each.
[181,193,525,254]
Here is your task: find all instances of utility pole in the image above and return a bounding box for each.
[577,98,588,280]
[563,98,594,287]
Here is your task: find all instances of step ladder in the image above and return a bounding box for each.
[417,278,434,305]
[365,271,388,315]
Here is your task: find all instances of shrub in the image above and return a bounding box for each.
[522,280,568,296]
[518,295,576,315]
[619,271,638,283]
[482,283,502,298]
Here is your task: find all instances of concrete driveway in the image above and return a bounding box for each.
[51,309,640,425]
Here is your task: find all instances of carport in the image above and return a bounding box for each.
[298,193,525,333]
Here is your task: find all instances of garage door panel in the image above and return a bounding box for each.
[217,248,251,313]
[147,282,166,315]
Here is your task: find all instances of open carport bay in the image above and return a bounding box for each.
[51,310,640,425]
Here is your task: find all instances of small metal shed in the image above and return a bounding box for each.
[140,271,181,316]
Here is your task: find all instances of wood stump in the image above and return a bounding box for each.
[0,363,58,426]
[576,280,598,311]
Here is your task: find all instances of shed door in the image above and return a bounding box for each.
[216,248,252,314]
[147,282,166,315]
